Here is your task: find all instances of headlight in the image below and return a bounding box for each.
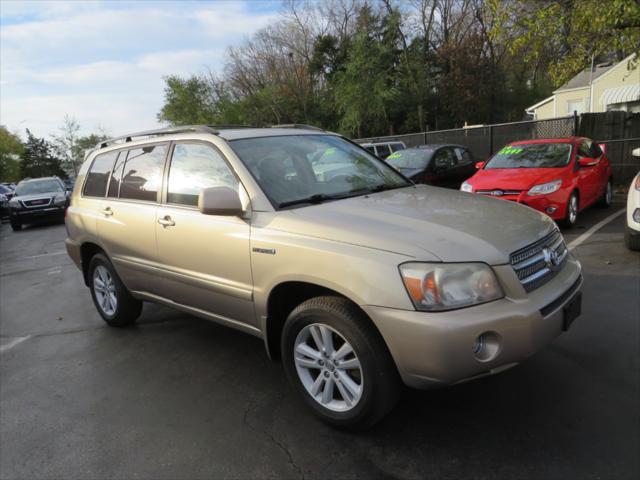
[53,193,66,206]
[8,198,20,208]
[460,181,473,193]
[527,179,562,196]
[399,262,504,311]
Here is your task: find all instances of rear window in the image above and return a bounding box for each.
[83,151,118,197]
[119,145,167,202]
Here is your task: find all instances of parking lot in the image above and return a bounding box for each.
[0,199,638,480]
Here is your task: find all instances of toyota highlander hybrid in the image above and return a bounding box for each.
[65,125,583,428]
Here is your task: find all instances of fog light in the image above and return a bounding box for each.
[472,332,502,362]
[546,206,557,214]
[633,208,640,223]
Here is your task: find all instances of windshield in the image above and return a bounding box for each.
[386,149,432,169]
[485,143,572,169]
[230,135,411,208]
[15,179,64,196]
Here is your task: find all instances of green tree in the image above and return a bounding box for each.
[21,130,66,179]
[489,0,640,86]
[334,5,400,137]
[0,126,23,182]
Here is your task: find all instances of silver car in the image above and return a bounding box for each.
[66,125,583,428]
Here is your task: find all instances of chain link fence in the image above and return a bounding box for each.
[355,113,640,184]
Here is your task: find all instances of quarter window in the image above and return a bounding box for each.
[167,143,238,206]
[83,151,118,197]
[119,144,167,202]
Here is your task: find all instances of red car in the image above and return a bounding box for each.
[460,137,613,227]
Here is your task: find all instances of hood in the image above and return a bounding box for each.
[261,185,556,264]
[470,168,566,191]
[397,167,423,180]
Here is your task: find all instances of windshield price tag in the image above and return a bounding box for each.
[499,146,523,155]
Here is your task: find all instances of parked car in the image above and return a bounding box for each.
[0,183,14,200]
[0,193,9,219]
[8,176,69,231]
[461,137,612,227]
[625,148,640,250]
[360,141,406,159]
[385,144,476,189]
[66,125,582,428]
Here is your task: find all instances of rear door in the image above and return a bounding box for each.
[154,141,255,327]
[96,143,168,294]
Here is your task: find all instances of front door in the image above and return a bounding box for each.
[154,142,255,327]
[575,140,601,207]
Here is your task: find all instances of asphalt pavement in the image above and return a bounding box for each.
[0,199,638,480]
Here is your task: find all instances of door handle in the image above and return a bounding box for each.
[101,207,113,216]
[158,215,175,227]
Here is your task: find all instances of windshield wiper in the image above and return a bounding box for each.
[368,183,410,193]
[278,194,336,208]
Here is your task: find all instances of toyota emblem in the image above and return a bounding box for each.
[543,248,560,270]
[490,190,504,196]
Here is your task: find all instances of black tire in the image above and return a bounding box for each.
[281,296,401,429]
[10,219,21,231]
[625,225,640,251]
[88,253,142,327]
[561,191,579,228]
[597,178,613,208]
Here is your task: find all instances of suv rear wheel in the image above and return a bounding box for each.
[89,253,142,327]
[281,296,400,429]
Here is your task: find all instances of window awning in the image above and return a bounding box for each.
[600,84,640,106]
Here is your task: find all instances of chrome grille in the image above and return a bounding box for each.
[22,197,52,208]
[510,229,568,292]
[477,189,522,196]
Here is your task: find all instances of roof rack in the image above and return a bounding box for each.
[97,124,255,149]
[270,124,325,132]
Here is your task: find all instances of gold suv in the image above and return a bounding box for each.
[66,125,583,428]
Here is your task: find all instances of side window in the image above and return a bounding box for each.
[434,149,456,170]
[376,144,391,158]
[119,144,167,202]
[83,151,118,197]
[577,141,592,158]
[167,143,238,207]
[107,152,127,198]
[455,147,472,165]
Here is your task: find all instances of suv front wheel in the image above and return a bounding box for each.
[88,253,142,327]
[281,296,400,429]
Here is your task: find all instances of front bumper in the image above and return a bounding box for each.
[477,190,569,220]
[363,254,582,389]
[10,205,66,222]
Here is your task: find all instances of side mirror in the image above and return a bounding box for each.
[578,157,598,168]
[475,161,486,169]
[198,186,244,216]
[632,147,640,158]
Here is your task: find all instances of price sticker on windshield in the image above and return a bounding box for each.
[499,146,523,155]
[387,152,402,159]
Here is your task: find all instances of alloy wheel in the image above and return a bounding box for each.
[293,323,363,412]
[606,181,612,205]
[93,265,117,316]
[569,195,578,224]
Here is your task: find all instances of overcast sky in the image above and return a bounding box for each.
[0,0,280,139]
